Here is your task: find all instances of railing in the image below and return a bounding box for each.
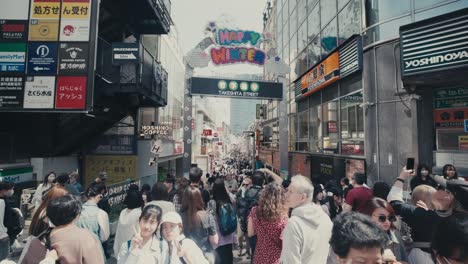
[96,37,168,107]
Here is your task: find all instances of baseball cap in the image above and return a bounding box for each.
[160,211,183,225]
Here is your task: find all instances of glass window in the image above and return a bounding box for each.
[437,130,468,151]
[298,0,308,25]
[307,2,320,41]
[297,50,308,76]
[290,32,298,60]
[321,18,338,57]
[363,15,411,45]
[307,0,319,10]
[290,8,298,35]
[290,98,297,113]
[282,4,288,27]
[338,0,361,45]
[284,43,289,64]
[415,0,451,10]
[321,0,337,28]
[297,111,309,141]
[415,1,468,21]
[290,58,298,81]
[278,29,283,50]
[289,0,297,15]
[307,37,321,68]
[290,115,297,151]
[323,100,339,154]
[298,21,308,52]
[277,7,283,33]
[284,20,290,47]
[365,0,411,26]
[338,0,351,11]
[310,105,322,153]
[340,92,364,155]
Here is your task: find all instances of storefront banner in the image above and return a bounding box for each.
[55,76,86,109]
[0,76,24,108]
[27,42,58,75]
[84,155,138,186]
[0,0,30,20]
[434,108,468,129]
[0,20,29,41]
[24,76,55,108]
[459,135,468,151]
[400,9,468,76]
[0,166,34,184]
[0,43,26,73]
[202,129,212,136]
[434,87,468,109]
[300,52,340,98]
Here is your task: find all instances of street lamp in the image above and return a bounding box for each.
[243,130,256,171]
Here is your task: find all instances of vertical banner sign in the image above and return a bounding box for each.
[55,76,86,109]
[60,0,91,41]
[29,0,61,41]
[27,42,58,75]
[0,43,26,73]
[0,76,25,108]
[24,76,55,108]
[58,43,88,74]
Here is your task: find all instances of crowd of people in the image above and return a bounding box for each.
[0,160,467,264]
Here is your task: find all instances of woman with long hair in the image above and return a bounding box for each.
[114,188,144,256]
[29,186,68,236]
[209,178,237,264]
[363,197,408,263]
[32,172,56,211]
[181,186,218,263]
[117,205,168,264]
[247,183,288,264]
[410,164,437,191]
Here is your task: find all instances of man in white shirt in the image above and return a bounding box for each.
[0,181,15,261]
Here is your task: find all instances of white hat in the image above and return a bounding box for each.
[160,212,183,225]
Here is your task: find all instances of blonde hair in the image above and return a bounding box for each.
[411,184,436,209]
[291,175,314,199]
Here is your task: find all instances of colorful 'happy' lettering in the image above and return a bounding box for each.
[217,29,261,46]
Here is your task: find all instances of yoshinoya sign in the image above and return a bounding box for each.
[191,76,282,100]
[400,8,468,76]
[112,43,139,65]
[58,43,88,74]
[295,35,362,99]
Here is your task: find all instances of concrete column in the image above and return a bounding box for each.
[278,76,289,178]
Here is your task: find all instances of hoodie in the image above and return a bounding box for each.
[280,202,333,264]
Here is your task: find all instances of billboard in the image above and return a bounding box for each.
[190,77,282,100]
[0,0,98,112]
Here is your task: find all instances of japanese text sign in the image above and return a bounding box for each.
[300,52,340,97]
[55,76,86,109]
[84,155,138,186]
[434,108,468,129]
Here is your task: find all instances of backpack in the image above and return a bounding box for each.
[3,200,24,240]
[236,187,261,233]
[218,203,237,236]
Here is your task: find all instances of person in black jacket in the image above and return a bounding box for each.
[410,164,437,191]
[388,167,455,262]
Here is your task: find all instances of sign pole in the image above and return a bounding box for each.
[183,65,194,178]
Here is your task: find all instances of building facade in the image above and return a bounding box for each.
[260,0,468,185]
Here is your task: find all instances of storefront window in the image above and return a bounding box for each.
[290,8,298,36]
[290,32,298,61]
[323,100,339,154]
[338,0,351,11]
[321,18,338,57]
[363,15,411,45]
[310,105,322,152]
[289,0,297,15]
[415,1,468,21]
[297,111,309,143]
[415,0,451,10]
[365,0,411,26]
[338,0,361,45]
[320,0,337,28]
[340,92,364,155]
[290,116,297,151]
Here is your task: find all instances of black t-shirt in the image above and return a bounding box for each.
[410,176,438,191]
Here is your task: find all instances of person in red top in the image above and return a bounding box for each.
[247,183,288,264]
[343,173,373,213]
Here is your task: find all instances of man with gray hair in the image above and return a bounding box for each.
[280,175,333,264]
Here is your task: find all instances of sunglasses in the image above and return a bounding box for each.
[242,183,250,187]
[376,215,397,223]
